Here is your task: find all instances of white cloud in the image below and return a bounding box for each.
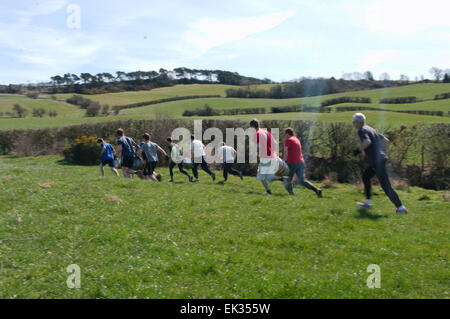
[365,0,450,34]
[358,50,398,71]
[184,10,296,55]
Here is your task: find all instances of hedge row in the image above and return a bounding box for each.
[182,105,266,117]
[112,95,221,113]
[434,92,450,100]
[321,97,371,107]
[0,119,448,190]
[335,106,445,117]
[379,96,417,104]
[271,105,331,113]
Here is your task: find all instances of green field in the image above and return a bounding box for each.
[0,96,83,118]
[0,156,448,298]
[0,83,449,131]
[54,84,240,105]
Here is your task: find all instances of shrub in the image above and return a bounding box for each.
[63,136,101,165]
[32,108,46,118]
[26,92,40,99]
[85,102,101,117]
[13,104,28,118]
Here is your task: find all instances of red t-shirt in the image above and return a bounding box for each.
[254,129,276,158]
[284,136,304,164]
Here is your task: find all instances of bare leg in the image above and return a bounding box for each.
[261,180,270,192]
[100,165,105,177]
[111,167,120,177]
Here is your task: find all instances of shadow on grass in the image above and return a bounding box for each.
[354,208,389,220]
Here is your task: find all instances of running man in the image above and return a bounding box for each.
[116,128,138,178]
[352,113,408,214]
[249,119,285,195]
[167,137,192,182]
[97,138,120,177]
[190,135,216,182]
[218,142,243,182]
[283,128,322,197]
[139,133,168,181]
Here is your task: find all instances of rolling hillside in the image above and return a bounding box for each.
[0,83,449,131]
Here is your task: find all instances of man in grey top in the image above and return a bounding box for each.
[353,113,408,214]
[139,133,168,181]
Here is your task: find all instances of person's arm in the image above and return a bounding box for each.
[233,149,237,160]
[116,144,122,158]
[380,134,390,149]
[100,145,105,159]
[283,145,288,161]
[157,144,168,158]
[358,130,372,151]
[361,139,371,150]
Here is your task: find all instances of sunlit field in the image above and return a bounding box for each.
[0,156,448,298]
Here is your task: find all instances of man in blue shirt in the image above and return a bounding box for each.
[116,128,138,178]
[353,113,408,215]
[97,138,119,177]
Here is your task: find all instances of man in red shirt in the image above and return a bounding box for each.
[284,127,322,197]
[250,119,285,195]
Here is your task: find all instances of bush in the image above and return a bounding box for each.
[85,102,101,117]
[26,92,40,99]
[63,136,101,165]
[32,108,46,118]
[13,104,28,118]
[49,110,58,117]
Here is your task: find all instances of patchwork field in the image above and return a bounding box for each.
[0,83,449,131]
[0,156,448,298]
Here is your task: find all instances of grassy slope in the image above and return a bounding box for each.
[0,83,449,131]
[54,84,241,105]
[0,156,448,298]
[0,96,84,117]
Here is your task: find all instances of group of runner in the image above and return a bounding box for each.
[97,114,408,215]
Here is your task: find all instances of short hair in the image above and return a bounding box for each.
[191,135,195,140]
[249,119,260,129]
[143,133,150,140]
[116,128,124,136]
[166,137,172,142]
[97,138,103,143]
[285,128,294,136]
[353,113,366,124]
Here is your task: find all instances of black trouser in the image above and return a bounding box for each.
[192,156,213,179]
[169,161,190,179]
[223,162,241,180]
[362,159,402,207]
[143,161,157,176]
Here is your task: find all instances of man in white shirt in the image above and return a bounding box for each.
[218,142,243,182]
[190,135,215,182]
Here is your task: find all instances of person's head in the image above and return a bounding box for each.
[222,142,226,146]
[166,137,173,143]
[116,128,124,137]
[191,135,195,141]
[97,138,104,144]
[249,119,260,129]
[352,113,366,129]
[285,127,294,137]
[142,133,150,141]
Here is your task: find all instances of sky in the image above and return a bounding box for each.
[0,0,449,84]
